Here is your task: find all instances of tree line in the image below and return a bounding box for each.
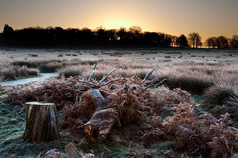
[1,24,238,48]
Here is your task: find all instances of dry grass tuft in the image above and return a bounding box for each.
[203,83,238,122]
[164,75,213,94]
[205,84,237,105]
[59,67,85,78]
[39,62,63,73]
[0,65,38,81]
[3,77,79,109]
[11,61,38,68]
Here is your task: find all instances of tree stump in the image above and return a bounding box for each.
[84,90,119,141]
[23,102,60,143]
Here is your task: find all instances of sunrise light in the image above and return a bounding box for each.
[104,19,134,30]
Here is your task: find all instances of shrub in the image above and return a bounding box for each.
[2,78,78,109]
[204,85,237,105]
[60,68,84,78]
[0,66,38,81]
[203,84,238,122]
[11,61,38,68]
[164,75,213,94]
[31,54,38,57]
[39,62,63,73]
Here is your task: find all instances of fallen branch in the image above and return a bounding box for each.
[84,90,119,141]
[97,66,121,86]
[143,78,166,91]
[153,79,166,89]
[146,76,160,85]
[88,60,102,81]
[100,77,126,87]
[141,67,155,84]
[143,77,161,91]
[77,80,95,86]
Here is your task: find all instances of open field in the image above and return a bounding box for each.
[0,48,238,158]
[0,47,238,63]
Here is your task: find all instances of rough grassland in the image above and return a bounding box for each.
[0,48,237,157]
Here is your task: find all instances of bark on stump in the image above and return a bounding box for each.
[23,102,60,143]
[84,90,119,141]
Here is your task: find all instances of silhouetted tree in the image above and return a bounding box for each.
[129,26,142,34]
[128,26,143,43]
[143,32,163,47]
[80,27,94,44]
[176,34,189,48]
[171,36,178,47]
[188,32,202,48]
[230,35,238,48]
[107,29,118,41]
[217,36,228,48]
[205,37,217,48]
[117,27,127,42]
[163,34,172,47]
[0,24,207,48]
[3,24,14,35]
[3,24,14,45]
[95,27,109,45]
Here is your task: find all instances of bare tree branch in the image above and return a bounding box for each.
[143,77,161,91]
[153,79,166,89]
[100,78,126,87]
[97,66,121,86]
[88,60,102,81]
[146,76,160,85]
[77,80,95,86]
[141,67,155,84]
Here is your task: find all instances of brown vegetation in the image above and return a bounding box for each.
[3,77,79,109]
[1,51,238,157]
[39,62,63,73]
[0,64,38,81]
[2,63,238,157]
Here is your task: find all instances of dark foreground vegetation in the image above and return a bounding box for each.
[1,24,238,48]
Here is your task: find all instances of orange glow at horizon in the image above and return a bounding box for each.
[104,20,133,30]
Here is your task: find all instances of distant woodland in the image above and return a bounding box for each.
[0,24,238,48]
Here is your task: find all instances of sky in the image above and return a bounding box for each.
[0,0,238,41]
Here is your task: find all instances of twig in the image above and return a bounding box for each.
[97,66,121,86]
[143,78,166,91]
[100,78,126,87]
[141,67,155,84]
[145,76,160,85]
[153,78,166,89]
[77,80,95,86]
[75,85,98,92]
[127,141,132,157]
[143,77,161,91]
[88,60,102,81]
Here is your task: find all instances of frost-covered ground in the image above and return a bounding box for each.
[0,48,238,157]
[1,72,58,87]
[0,47,237,63]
